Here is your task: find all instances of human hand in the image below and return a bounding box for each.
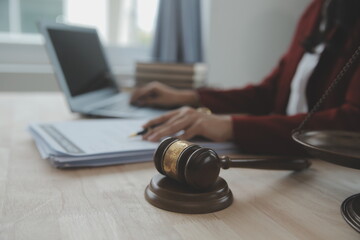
[130,82,199,108]
[142,106,234,142]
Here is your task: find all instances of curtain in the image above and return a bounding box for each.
[152,0,203,63]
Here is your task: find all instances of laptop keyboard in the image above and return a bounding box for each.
[96,101,140,112]
[87,93,167,117]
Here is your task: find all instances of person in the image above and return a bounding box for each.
[131,0,360,155]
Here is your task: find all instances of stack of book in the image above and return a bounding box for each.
[135,62,207,89]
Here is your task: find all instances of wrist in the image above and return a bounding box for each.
[178,90,200,107]
[222,115,234,141]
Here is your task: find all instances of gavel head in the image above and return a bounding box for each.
[153,137,221,190]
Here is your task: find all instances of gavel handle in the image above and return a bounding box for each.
[220,156,311,171]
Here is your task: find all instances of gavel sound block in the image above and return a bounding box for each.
[145,137,311,214]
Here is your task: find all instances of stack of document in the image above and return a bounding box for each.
[28,119,239,168]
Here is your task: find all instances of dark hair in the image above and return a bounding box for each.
[303,0,360,53]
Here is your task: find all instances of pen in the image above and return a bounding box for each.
[129,124,161,138]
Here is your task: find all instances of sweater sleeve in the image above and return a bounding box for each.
[232,66,360,155]
[197,57,284,115]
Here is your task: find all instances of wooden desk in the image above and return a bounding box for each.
[0,93,359,239]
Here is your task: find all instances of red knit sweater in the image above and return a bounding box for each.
[198,0,360,155]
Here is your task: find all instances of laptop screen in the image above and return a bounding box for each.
[47,28,116,97]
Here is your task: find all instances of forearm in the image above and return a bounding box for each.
[231,103,360,155]
[197,85,275,115]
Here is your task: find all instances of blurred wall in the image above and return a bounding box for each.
[206,0,311,88]
[0,0,311,91]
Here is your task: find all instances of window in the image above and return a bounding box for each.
[0,0,159,47]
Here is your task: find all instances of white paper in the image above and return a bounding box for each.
[28,119,239,168]
[29,119,158,155]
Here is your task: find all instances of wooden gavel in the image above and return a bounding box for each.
[154,137,311,190]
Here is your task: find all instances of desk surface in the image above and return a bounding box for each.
[0,92,359,239]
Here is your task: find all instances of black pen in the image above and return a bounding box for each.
[129,124,161,138]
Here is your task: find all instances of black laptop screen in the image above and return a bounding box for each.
[48,28,116,97]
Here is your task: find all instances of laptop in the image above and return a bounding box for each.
[38,22,167,118]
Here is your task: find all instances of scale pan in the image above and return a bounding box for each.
[292,130,360,169]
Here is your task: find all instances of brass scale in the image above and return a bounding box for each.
[292,45,360,232]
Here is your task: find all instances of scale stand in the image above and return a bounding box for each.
[292,45,360,233]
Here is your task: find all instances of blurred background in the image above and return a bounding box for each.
[0,0,311,91]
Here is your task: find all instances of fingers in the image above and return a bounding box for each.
[141,107,233,143]
[141,106,225,142]
[131,82,162,104]
[144,114,195,141]
[130,86,147,104]
[130,86,157,106]
[131,82,175,107]
[142,107,197,141]
[142,110,178,129]
[178,121,200,140]
[138,97,165,108]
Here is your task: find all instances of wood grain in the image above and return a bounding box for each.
[0,93,359,239]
